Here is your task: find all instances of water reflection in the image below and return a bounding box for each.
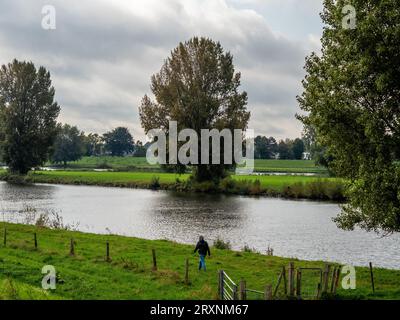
[0,181,399,269]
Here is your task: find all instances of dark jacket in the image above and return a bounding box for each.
[194,240,211,256]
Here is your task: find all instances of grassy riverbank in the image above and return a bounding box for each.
[1,223,399,300]
[0,170,345,201]
[45,157,328,174]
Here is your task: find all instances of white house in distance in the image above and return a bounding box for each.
[302,152,311,160]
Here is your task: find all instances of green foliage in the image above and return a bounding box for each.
[281,180,345,201]
[298,0,400,233]
[241,245,258,253]
[139,37,250,182]
[149,176,160,190]
[277,140,293,160]
[0,60,60,174]
[52,124,86,166]
[103,127,134,157]
[84,133,104,156]
[213,237,231,250]
[292,138,305,160]
[254,136,278,159]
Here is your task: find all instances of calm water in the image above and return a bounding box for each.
[0,181,399,269]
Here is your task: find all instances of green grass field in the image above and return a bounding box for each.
[1,223,399,300]
[0,169,344,200]
[27,170,328,189]
[48,157,327,174]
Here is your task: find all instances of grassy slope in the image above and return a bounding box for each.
[49,157,328,174]
[13,170,338,192]
[1,223,399,300]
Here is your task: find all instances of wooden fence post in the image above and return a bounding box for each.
[3,227,6,246]
[264,284,273,300]
[282,266,287,296]
[185,258,189,285]
[273,268,284,297]
[316,283,322,300]
[330,267,337,293]
[239,280,246,300]
[106,241,110,262]
[218,270,224,300]
[369,262,375,293]
[288,262,295,297]
[233,284,238,300]
[34,232,37,249]
[152,249,157,271]
[296,269,302,299]
[70,238,75,256]
[333,266,341,294]
[322,264,331,294]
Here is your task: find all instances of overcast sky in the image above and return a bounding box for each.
[0,0,324,141]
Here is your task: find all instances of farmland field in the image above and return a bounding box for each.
[44,156,327,174]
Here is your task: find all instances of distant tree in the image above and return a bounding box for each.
[255,136,279,159]
[103,127,134,156]
[139,37,250,182]
[298,0,400,233]
[0,60,60,174]
[84,133,104,156]
[254,136,269,159]
[266,137,278,158]
[133,140,147,157]
[292,138,305,160]
[277,140,292,160]
[52,124,85,166]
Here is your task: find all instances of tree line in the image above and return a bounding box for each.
[51,125,148,166]
[254,136,306,160]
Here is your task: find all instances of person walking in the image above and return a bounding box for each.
[194,236,211,271]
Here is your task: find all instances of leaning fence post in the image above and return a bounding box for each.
[185,258,189,284]
[70,238,75,256]
[273,270,282,297]
[369,262,375,293]
[264,284,273,300]
[333,266,341,294]
[296,268,302,299]
[288,262,295,297]
[34,232,38,249]
[239,280,247,300]
[152,249,157,271]
[218,270,224,300]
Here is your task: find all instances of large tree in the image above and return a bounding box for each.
[139,37,250,181]
[52,124,86,166]
[103,127,134,156]
[298,0,400,233]
[0,60,60,174]
[84,133,104,156]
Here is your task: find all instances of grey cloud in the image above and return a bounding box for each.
[0,0,320,140]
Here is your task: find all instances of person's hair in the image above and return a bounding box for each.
[199,236,204,241]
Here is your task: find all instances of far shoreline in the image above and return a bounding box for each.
[0,169,346,202]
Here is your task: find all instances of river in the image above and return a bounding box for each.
[0,181,399,269]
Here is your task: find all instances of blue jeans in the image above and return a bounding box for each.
[198,255,206,271]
